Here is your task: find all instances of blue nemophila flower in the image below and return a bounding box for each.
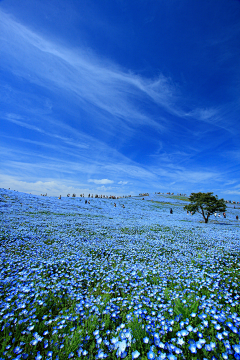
[30,339,38,346]
[35,352,42,360]
[180,329,189,337]
[132,350,140,359]
[205,344,212,351]
[77,347,83,357]
[158,353,167,360]
[96,337,102,345]
[233,345,240,354]
[14,346,22,354]
[222,353,229,360]
[120,332,126,341]
[111,337,119,349]
[186,325,193,332]
[143,337,149,344]
[190,312,196,317]
[214,323,221,330]
[189,343,197,354]
[158,342,165,349]
[222,330,229,337]
[147,350,155,359]
[210,342,216,350]
[216,332,224,340]
[68,352,74,358]
[177,337,184,346]
[167,354,177,360]
[82,350,88,356]
[174,347,182,355]
[117,340,127,353]
[47,351,53,357]
[96,349,107,359]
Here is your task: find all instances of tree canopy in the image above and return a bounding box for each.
[183,192,226,223]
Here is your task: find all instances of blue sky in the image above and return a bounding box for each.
[0,0,240,199]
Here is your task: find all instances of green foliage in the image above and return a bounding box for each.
[183,192,226,223]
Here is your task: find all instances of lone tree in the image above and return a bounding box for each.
[184,192,226,223]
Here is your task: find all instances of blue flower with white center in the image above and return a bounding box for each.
[35,352,42,360]
[27,325,34,331]
[177,337,184,346]
[186,325,193,332]
[233,345,240,354]
[189,343,197,354]
[82,350,88,356]
[132,350,140,359]
[174,347,182,355]
[158,353,166,360]
[96,349,107,359]
[68,353,74,358]
[190,312,196,317]
[222,352,228,359]
[147,350,155,359]
[202,320,208,327]
[214,323,221,330]
[205,344,212,351]
[30,339,38,346]
[196,340,203,349]
[210,342,216,350]
[93,330,99,336]
[167,354,177,360]
[154,339,161,347]
[47,351,53,357]
[14,347,22,354]
[119,332,126,341]
[143,337,149,344]
[111,337,119,345]
[96,337,102,344]
[77,347,83,357]
[118,340,127,353]
[216,332,224,341]
[180,329,189,337]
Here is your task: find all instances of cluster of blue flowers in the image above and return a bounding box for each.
[0,189,239,359]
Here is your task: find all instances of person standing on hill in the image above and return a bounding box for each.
[170,208,173,214]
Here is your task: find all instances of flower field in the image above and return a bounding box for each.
[0,188,240,360]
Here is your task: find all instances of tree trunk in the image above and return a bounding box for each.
[205,217,208,223]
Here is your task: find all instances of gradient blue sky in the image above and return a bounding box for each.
[1,0,240,199]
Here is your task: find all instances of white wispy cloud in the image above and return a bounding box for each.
[0,9,174,133]
[88,179,114,185]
